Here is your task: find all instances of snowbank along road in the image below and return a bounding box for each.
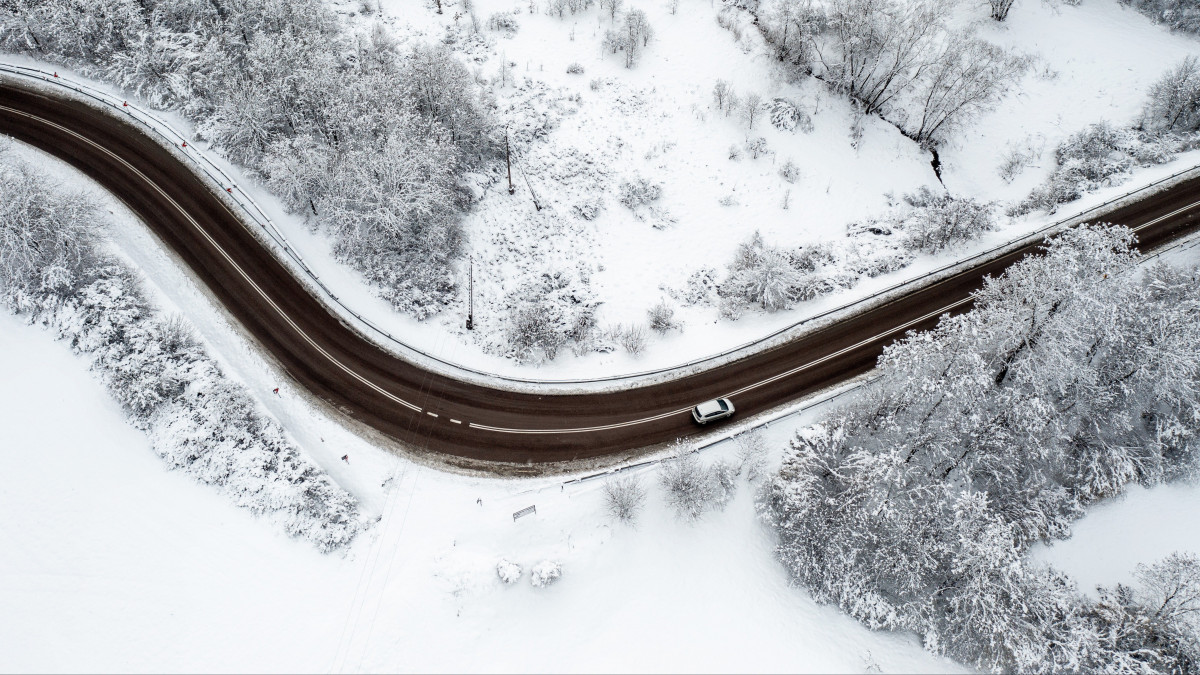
[3,78,1199,469]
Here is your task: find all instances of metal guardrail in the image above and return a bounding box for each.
[5,62,1199,387]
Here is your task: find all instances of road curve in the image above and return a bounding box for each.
[3,78,1199,468]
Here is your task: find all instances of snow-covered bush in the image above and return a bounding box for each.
[778,158,802,183]
[618,323,648,355]
[988,0,1016,20]
[566,62,585,75]
[769,98,814,133]
[1143,56,1200,134]
[710,459,739,509]
[659,448,717,522]
[744,136,770,159]
[722,233,849,312]
[504,271,598,363]
[496,559,523,584]
[486,12,519,35]
[618,177,663,209]
[1,0,495,321]
[1011,122,1178,216]
[761,224,1200,671]
[1120,0,1200,33]
[602,475,647,524]
[735,429,769,482]
[530,560,562,587]
[874,187,996,254]
[0,154,363,551]
[647,300,678,334]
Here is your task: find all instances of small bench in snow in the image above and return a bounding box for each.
[513,505,536,521]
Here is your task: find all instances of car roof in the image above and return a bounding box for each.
[696,399,724,415]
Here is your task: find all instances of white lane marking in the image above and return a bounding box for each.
[470,297,973,435]
[1,105,424,414]
[426,412,438,418]
[1133,198,1200,232]
[450,419,462,424]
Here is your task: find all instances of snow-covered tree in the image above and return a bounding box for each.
[603,475,648,523]
[1142,56,1200,133]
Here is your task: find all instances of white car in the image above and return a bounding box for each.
[692,397,735,425]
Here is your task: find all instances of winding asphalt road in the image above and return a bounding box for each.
[3,78,1199,468]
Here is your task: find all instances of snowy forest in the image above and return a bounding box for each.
[0,143,364,551]
[1,0,495,318]
[761,225,1200,671]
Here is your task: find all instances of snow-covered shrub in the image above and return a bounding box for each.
[682,267,719,306]
[566,62,585,75]
[761,225,1200,671]
[1011,122,1178,216]
[659,448,717,522]
[735,429,769,482]
[530,560,562,587]
[718,194,740,207]
[778,158,802,183]
[1143,56,1200,134]
[769,98,814,133]
[710,459,739,509]
[0,155,363,551]
[602,475,647,524]
[1120,0,1200,33]
[619,323,648,355]
[572,196,604,220]
[647,301,678,334]
[899,188,995,253]
[618,177,663,209]
[504,271,598,363]
[727,144,743,161]
[486,12,519,35]
[988,0,1016,20]
[0,1,495,321]
[996,138,1042,183]
[496,559,523,584]
[744,136,770,159]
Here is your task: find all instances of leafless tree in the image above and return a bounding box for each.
[603,475,648,524]
[907,33,1028,147]
[1143,56,1200,133]
[988,0,1016,21]
[743,92,764,129]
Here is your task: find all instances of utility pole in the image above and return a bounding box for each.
[505,127,515,195]
[466,255,474,330]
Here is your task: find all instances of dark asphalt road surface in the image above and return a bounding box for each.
[3,79,1198,468]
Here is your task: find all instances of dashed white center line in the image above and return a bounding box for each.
[450,419,462,425]
[426,412,439,418]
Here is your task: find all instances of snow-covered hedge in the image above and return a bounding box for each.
[1121,0,1200,33]
[1,0,495,320]
[0,148,364,552]
[1010,122,1181,216]
[761,225,1200,671]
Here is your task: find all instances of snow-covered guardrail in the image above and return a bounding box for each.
[4,62,1198,388]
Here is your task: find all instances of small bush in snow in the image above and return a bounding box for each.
[744,136,770,159]
[682,267,719,306]
[996,140,1041,183]
[619,323,648,355]
[497,559,522,584]
[647,300,678,334]
[618,177,663,209]
[735,429,769,482]
[486,12,519,35]
[530,560,562,587]
[566,62,585,75]
[779,158,802,184]
[603,475,647,524]
[659,447,717,522]
[727,144,743,161]
[573,196,604,220]
[849,187,995,254]
[710,459,739,510]
[769,98,814,133]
